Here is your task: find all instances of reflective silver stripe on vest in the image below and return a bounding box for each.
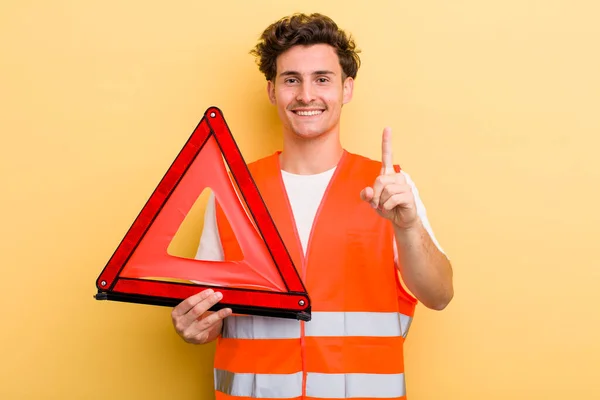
[222,315,301,339]
[305,312,412,338]
[306,372,406,398]
[222,312,412,339]
[214,370,406,398]
[214,369,302,398]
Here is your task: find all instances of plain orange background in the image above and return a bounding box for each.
[1,1,599,399]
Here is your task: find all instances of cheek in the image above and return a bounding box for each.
[322,91,341,107]
[325,99,340,113]
[276,90,296,107]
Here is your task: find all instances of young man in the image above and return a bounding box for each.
[171,13,454,399]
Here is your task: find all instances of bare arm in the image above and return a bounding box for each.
[361,126,454,310]
[394,219,453,310]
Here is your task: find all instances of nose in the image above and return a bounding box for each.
[296,81,316,104]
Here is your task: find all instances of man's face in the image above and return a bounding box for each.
[267,44,354,141]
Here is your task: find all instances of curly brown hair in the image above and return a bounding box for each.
[250,13,361,82]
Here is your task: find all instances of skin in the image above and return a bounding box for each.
[265,44,353,174]
[171,289,231,345]
[171,42,454,345]
[360,127,454,310]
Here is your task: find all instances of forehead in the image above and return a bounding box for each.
[276,44,341,75]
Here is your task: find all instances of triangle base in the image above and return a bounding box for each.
[95,277,310,321]
[94,291,311,321]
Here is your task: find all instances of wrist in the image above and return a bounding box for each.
[393,218,424,243]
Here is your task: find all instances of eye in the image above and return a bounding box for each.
[317,77,330,83]
[285,78,299,84]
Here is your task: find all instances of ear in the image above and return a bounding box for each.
[267,81,276,105]
[342,76,354,105]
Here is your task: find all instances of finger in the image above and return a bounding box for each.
[172,288,215,318]
[381,127,394,175]
[378,183,412,208]
[199,307,232,330]
[181,290,224,326]
[183,307,232,343]
[181,324,207,343]
[182,314,214,343]
[360,187,374,203]
[371,174,397,209]
[381,192,415,212]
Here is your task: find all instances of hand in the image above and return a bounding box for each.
[171,288,232,344]
[360,127,419,230]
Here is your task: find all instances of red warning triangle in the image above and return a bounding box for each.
[94,106,311,321]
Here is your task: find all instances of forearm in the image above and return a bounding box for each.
[394,219,454,310]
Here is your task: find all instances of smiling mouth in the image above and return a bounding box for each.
[292,110,324,116]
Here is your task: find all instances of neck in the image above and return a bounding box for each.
[279,129,343,175]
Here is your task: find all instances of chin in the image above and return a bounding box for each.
[288,122,332,140]
[291,129,327,140]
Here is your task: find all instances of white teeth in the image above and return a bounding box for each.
[295,110,323,116]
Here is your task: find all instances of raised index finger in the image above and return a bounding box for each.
[381,127,394,175]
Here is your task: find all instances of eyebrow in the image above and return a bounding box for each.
[279,70,336,77]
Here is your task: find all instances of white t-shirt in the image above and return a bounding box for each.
[195,168,444,263]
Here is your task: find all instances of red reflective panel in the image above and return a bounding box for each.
[95,107,310,321]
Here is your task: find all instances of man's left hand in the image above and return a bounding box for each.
[360,127,419,230]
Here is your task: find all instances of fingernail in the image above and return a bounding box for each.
[215,292,223,300]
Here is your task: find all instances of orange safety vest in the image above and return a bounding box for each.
[213,150,417,400]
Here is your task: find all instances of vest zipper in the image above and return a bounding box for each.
[277,175,309,398]
[275,151,347,399]
[299,192,327,399]
[299,187,331,399]
[300,316,307,398]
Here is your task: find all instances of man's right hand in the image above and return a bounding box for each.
[171,289,232,344]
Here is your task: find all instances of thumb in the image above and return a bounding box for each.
[360,187,374,202]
